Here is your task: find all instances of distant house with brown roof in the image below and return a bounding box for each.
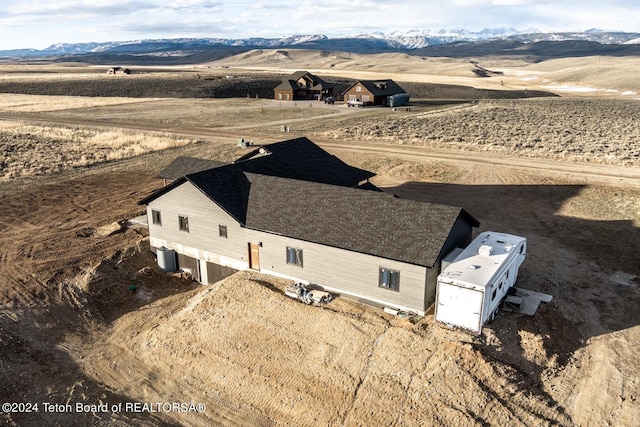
[274,71,333,101]
[139,137,478,315]
[342,79,408,107]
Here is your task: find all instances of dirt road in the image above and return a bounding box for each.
[2,110,639,188]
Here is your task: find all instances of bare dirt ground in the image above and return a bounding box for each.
[1,60,639,426]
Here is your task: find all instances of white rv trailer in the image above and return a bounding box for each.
[435,231,526,334]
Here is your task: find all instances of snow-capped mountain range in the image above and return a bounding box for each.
[2,28,640,58]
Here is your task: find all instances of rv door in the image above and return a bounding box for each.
[436,281,484,333]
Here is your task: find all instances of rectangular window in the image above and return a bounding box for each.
[151,209,161,225]
[379,267,400,291]
[286,247,303,267]
[178,215,189,232]
[219,224,227,238]
[356,85,362,92]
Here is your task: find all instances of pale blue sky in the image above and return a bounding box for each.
[0,0,638,50]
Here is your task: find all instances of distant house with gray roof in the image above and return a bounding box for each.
[139,137,478,315]
[273,71,333,101]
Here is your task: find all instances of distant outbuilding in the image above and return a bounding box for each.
[106,67,131,75]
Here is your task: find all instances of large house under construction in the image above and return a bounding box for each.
[139,137,478,315]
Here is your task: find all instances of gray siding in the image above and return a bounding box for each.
[147,182,250,268]
[244,229,429,313]
[147,181,445,313]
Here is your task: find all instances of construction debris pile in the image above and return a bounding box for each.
[284,282,333,305]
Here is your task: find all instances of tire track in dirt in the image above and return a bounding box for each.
[206,285,376,425]
[340,327,391,426]
[83,272,576,426]
[319,141,640,188]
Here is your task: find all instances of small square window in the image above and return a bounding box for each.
[178,215,189,232]
[356,85,362,92]
[286,247,303,267]
[219,224,227,239]
[151,209,162,225]
[379,267,400,291]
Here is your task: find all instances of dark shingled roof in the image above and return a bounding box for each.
[156,138,374,188]
[142,167,478,267]
[234,137,375,187]
[274,71,333,92]
[140,137,379,208]
[342,79,406,97]
[273,80,299,91]
[157,156,227,180]
[187,167,251,224]
[242,173,475,267]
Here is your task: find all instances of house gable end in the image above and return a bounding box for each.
[145,181,241,226]
[186,167,251,225]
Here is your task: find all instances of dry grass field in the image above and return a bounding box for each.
[1,53,639,426]
[313,98,640,166]
[0,121,195,180]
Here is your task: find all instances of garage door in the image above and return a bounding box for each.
[435,281,483,333]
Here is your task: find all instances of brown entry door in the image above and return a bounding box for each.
[248,243,260,270]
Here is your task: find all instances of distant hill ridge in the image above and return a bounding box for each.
[2,28,640,60]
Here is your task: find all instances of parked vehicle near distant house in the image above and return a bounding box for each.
[324,96,335,104]
[347,99,364,108]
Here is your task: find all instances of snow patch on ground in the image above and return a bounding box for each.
[541,84,599,93]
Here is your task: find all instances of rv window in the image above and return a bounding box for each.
[492,288,497,301]
[286,247,303,267]
[379,268,400,291]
